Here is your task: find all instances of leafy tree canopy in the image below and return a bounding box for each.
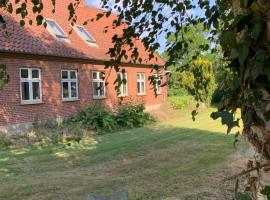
[162,24,216,104]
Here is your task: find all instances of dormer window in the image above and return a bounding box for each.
[46,19,68,39]
[75,25,95,43]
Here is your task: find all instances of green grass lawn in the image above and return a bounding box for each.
[0,108,246,200]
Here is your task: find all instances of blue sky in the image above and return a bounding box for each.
[86,0,215,12]
[85,0,215,52]
[86,0,102,8]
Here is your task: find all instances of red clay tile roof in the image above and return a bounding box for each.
[0,0,164,66]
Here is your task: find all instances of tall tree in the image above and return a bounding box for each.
[162,24,216,104]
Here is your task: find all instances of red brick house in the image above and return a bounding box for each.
[0,0,167,132]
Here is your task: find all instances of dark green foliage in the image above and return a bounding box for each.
[69,104,152,132]
[0,135,12,149]
[236,193,252,200]
[116,104,152,128]
[261,185,270,200]
[211,89,224,104]
[211,111,240,134]
[162,24,217,105]
[68,105,116,132]
[0,104,152,149]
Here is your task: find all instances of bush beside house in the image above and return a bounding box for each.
[0,104,153,150]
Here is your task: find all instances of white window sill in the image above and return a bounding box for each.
[118,95,128,97]
[137,93,146,96]
[21,100,43,105]
[62,98,80,102]
[87,42,98,48]
[93,96,106,100]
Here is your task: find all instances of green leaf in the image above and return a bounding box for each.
[236,193,252,200]
[261,185,270,199]
[36,15,43,25]
[211,111,239,134]
[252,22,263,41]
[240,0,252,8]
[237,45,249,66]
[251,61,264,80]
[234,14,252,32]
[19,19,25,26]
[220,31,238,48]
[191,109,198,121]
[7,4,13,13]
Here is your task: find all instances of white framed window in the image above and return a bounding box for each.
[154,74,162,94]
[137,73,146,95]
[61,70,79,101]
[46,19,68,39]
[75,25,95,43]
[20,68,42,104]
[117,72,128,96]
[92,71,106,99]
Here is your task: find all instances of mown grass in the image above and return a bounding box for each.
[0,108,246,200]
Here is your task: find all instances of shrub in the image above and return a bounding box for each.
[168,88,189,97]
[66,104,153,132]
[116,104,152,128]
[0,136,12,150]
[89,107,116,132]
[1,104,154,149]
[66,105,116,132]
[168,95,195,109]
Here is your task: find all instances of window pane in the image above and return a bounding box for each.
[71,82,77,98]
[122,75,127,84]
[62,71,68,79]
[62,82,69,98]
[92,72,97,79]
[141,74,145,80]
[117,73,121,80]
[32,82,41,100]
[32,70,39,78]
[47,20,66,38]
[70,71,77,79]
[100,72,105,80]
[141,82,145,93]
[21,82,30,100]
[137,74,140,80]
[77,26,95,42]
[123,84,127,95]
[99,82,105,96]
[123,73,127,80]
[93,82,99,96]
[21,69,28,78]
[137,82,140,93]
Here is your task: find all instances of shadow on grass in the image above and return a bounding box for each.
[0,126,236,173]
[0,125,245,200]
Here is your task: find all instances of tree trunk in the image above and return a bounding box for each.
[231,0,270,162]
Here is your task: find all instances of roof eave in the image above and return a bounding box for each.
[0,50,165,68]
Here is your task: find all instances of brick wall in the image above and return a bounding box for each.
[0,56,167,126]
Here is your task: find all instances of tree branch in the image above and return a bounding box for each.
[223,163,270,181]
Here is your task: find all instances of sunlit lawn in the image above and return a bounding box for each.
[0,108,246,200]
